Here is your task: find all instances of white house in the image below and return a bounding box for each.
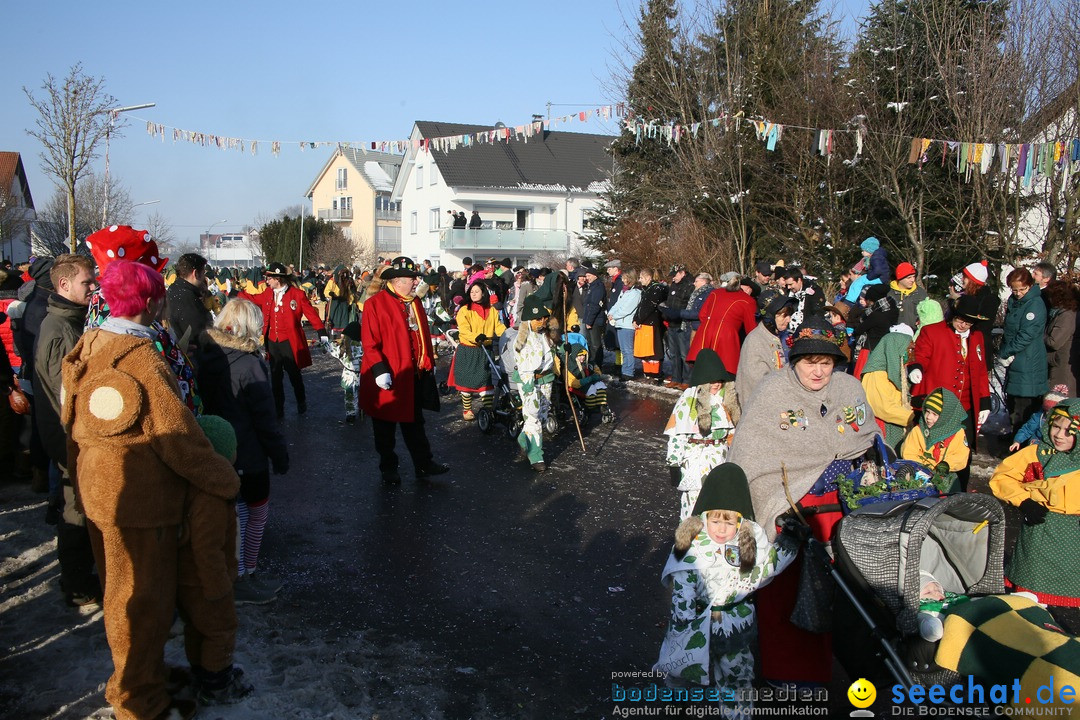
[391,121,612,268]
[0,152,36,265]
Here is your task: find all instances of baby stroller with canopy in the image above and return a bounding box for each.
[819,492,1006,690]
[551,331,616,428]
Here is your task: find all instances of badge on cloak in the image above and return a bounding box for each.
[723,544,741,567]
[290,299,298,311]
[781,409,808,431]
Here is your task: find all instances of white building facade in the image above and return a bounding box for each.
[392,121,611,268]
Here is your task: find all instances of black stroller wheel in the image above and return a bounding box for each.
[476,408,494,433]
[507,411,524,438]
[543,414,560,436]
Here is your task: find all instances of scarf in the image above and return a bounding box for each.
[1037,399,1080,478]
[386,285,430,371]
[100,316,158,341]
[728,366,881,539]
[920,388,967,448]
[861,332,912,395]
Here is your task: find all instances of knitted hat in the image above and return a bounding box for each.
[962,260,989,286]
[787,314,848,361]
[924,389,946,415]
[521,293,551,320]
[382,256,422,280]
[916,298,944,327]
[28,257,55,291]
[861,237,881,253]
[689,349,734,386]
[690,463,755,519]
[895,262,916,280]
[196,415,237,462]
[86,225,168,273]
[740,277,761,297]
[864,283,890,303]
[1044,384,1070,410]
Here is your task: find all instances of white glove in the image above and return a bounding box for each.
[375,373,393,390]
[999,355,1015,368]
[908,369,923,385]
[977,409,989,427]
[321,338,333,353]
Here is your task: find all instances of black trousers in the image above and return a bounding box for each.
[267,340,304,413]
[585,323,605,369]
[370,379,433,474]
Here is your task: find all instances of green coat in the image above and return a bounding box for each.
[999,285,1048,398]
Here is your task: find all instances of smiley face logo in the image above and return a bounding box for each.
[847,678,876,708]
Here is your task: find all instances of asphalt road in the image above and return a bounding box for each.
[261,347,680,717]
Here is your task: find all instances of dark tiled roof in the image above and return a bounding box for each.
[414,121,613,191]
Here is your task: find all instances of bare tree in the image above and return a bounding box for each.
[24,64,118,253]
[144,210,175,247]
[312,226,356,268]
[31,173,133,257]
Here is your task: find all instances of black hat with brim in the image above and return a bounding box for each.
[690,463,755,519]
[382,256,422,280]
[264,262,291,277]
[689,348,735,386]
[954,294,989,322]
[787,314,848,361]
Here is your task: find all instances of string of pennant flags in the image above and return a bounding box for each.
[130,102,1080,187]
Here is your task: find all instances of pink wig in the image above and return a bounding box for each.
[100,260,165,318]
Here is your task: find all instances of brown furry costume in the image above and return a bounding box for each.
[62,329,240,720]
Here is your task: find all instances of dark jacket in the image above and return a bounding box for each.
[196,329,289,476]
[666,276,694,313]
[677,285,715,331]
[14,286,50,385]
[999,284,1048,398]
[634,281,667,327]
[33,294,87,465]
[581,278,608,327]
[851,293,900,355]
[167,277,212,350]
[866,248,891,283]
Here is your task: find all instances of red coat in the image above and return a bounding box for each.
[240,285,324,369]
[909,321,989,412]
[359,288,435,423]
[686,289,757,373]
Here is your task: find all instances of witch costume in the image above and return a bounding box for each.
[658,465,799,719]
[860,330,915,450]
[900,387,969,491]
[665,350,739,519]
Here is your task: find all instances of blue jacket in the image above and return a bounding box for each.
[1013,409,1045,446]
[581,278,608,327]
[677,286,715,331]
[608,286,641,330]
[866,248,891,283]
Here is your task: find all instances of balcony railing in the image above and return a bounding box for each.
[317,208,353,221]
[376,238,402,253]
[375,209,401,221]
[441,228,570,252]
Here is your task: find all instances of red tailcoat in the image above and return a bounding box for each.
[359,288,435,423]
[686,289,757,373]
[240,285,324,369]
[910,321,990,412]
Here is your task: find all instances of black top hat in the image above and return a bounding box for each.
[382,256,422,280]
[954,294,989,322]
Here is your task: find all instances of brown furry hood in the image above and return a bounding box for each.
[200,328,261,354]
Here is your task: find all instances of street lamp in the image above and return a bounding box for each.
[205,219,228,251]
[101,102,156,227]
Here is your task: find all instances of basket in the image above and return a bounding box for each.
[839,436,941,513]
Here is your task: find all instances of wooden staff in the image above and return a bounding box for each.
[781,462,808,525]
[558,276,587,454]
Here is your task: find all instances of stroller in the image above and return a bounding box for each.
[551,331,615,428]
[819,493,1006,690]
[475,331,524,438]
[424,295,456,358]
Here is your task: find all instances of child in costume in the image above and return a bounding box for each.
[664,349,738,519]
[512,295,555,472]
[657,464,801,718]
[990,398,1080,634]
[1009,384,1069,451]
[335,321,364,424]
[178,416,253,705]
[900,387,969,493]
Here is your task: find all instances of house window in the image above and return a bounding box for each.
[429,208,441,231]
[430,165,438,186]
[410,211,418,234]
[336,167,347,190]
[416,166,424,189]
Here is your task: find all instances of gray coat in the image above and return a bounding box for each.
[1045,307,1078,396]
[33,294,86,465]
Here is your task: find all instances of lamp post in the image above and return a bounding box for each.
[101,102,156,227]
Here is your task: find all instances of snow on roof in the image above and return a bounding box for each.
[363,161,395,191]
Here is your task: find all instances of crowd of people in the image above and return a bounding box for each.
[1,230,1079,718]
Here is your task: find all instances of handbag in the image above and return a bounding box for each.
[789,542,835,633]
[653,604,711,685]
[7,379,30,415]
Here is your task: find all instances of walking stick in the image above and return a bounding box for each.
[559,279,587,454]
[781,462,808,526]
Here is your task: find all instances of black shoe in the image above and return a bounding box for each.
[344,415,355,425]
[416,462,450,479]
[531,462,547,473]
[44,501,60,526]
[382,471,401,485]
